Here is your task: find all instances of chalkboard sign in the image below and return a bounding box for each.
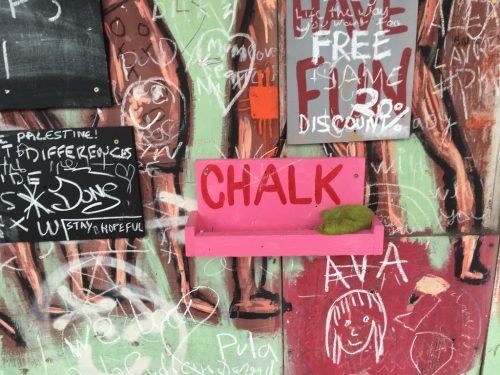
[287,0,418,144]
[0,127,145,243]
[0,0,111,110]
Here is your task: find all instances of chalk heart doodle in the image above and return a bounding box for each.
[325,289,387,365]
[115,163,135,193]
[193,28,256,116]
[116,163,135,182]
[410,332,455,375]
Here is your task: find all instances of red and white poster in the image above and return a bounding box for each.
[287,0,418,144]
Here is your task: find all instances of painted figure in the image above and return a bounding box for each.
[412,0,491,283]
[100,0,218,316]
[0,1,285,340]
[326,0,492,285]
[101,0,285,320]
[395,274,481,374]
[227,0,284,319]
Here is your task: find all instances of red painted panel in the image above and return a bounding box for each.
[284,236,499,374]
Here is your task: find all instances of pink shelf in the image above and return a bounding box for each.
[185,157,385,257]
[186,212,384,257]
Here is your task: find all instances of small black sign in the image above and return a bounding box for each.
[0,0,111,110]
[0,126,145,243]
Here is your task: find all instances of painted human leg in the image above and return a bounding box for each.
[414,0,487,283]
[369,141,408,236]
[228,0,282,319]
[0,110,85,314]
[100,0,218,314]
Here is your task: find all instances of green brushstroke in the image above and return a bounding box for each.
[57,109,88,128]
[158,0,236,199]
[139,233,173,298]
[482,245,500,375]
[0,313,282,374]
[394,135,443,234]
[0,238,283,374]
[287,144,325,158]
[465,357,482,375]
[395,135,449,270]
[409,236,451,270]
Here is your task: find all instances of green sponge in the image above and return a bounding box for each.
[316,204,374,235]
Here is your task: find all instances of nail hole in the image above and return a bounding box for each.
[354,173,359,178]
[94,87,100,93]
[204,168,209,175]
[114,139,120,145]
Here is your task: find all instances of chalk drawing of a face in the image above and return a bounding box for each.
[325,290,387,364]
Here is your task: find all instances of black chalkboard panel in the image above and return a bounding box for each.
[0,126,145,243]
[0,0,111,110]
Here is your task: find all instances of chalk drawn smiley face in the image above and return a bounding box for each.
[326,289,387,363]
[193,28,256,116]
[121,78,182,131]
[340,304,383,353]
[120,77,187,166]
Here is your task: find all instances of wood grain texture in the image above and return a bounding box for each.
[0,0,498,373]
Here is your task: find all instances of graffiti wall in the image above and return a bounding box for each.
[0,0,499,374]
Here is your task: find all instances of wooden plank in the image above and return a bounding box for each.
[0,0,498,373]
[0,0,285,373]
[283,235,499,374]
[481,241,500,374]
